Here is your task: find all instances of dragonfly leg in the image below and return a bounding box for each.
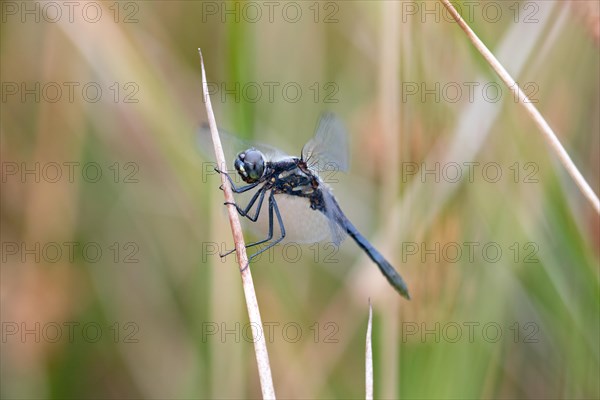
[215,167,260,193]
[213,173,285,263]
[224,186,267,222]
[214,168,266,257]
[220,188,275,258]
[247,192,286,263]
[219,188,269,258]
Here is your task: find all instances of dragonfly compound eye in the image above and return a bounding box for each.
[235,149,265,183]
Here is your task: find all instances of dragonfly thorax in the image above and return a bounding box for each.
[234,148,266,183]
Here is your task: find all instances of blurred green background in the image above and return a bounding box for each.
[1,1,599,399]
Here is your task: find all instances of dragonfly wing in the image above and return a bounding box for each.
[320,186,348,246]
[245,187,348,246]
[198,117,350,247]
[301,113,349,175]
[197,123,290,172]
[249,193,340,244]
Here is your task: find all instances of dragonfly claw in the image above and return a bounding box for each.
[219,248,235,258]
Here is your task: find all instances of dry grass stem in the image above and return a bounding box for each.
[365,300,374,400]
[440,0,600,214]
[198,49,276,400]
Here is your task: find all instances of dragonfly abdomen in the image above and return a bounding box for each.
[327,198,410,299]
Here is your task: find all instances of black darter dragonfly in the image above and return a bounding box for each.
[204,114,410,299]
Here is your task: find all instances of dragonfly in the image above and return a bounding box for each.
[204,113,410,299]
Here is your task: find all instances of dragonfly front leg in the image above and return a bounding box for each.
[215,167,260,193]
[220,188,276,257]
[215,168,266,258]
[224,186,267,222]
[215,167,267,219]
[219,187,268,258]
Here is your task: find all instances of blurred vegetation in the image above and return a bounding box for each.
[1,1,598,399]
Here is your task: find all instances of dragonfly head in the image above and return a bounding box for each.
[234,148,266,183]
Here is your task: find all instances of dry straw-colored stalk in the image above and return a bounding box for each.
[440,0,600,214]
[365,300,374,400]
[198,49,276,400]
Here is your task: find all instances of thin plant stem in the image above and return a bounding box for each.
[440,0,600,214]
[198,49,276,400]
[365,300,373,400]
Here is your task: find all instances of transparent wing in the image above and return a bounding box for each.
[301,113,349,175]
[319,184,348,245]
[196,123,290,172]
[251,184,347,246]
